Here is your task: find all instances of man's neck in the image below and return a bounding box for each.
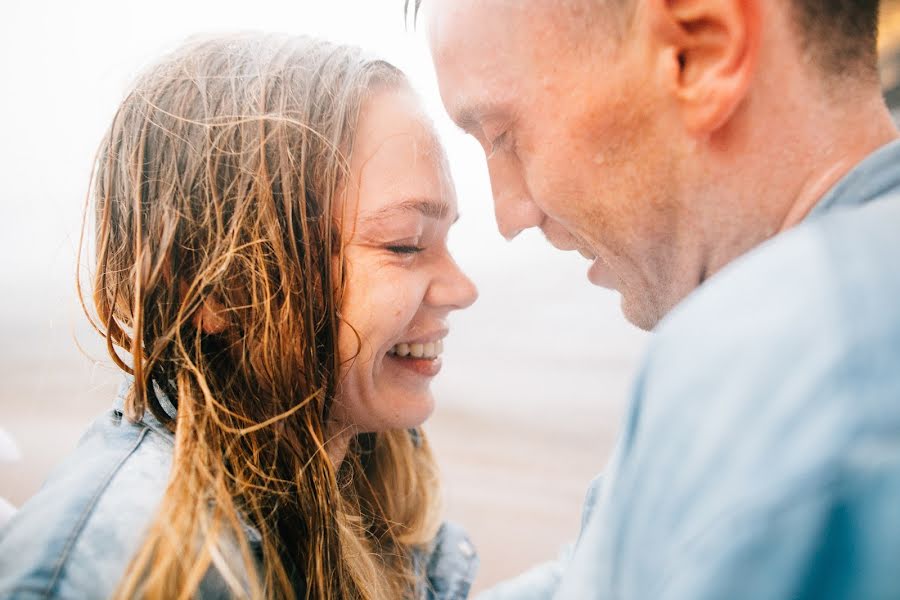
[694,86,898,289]
[777,92,899,232]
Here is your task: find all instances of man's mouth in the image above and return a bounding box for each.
[587,257,617,289]
[572,245,615,288]
[539,226,617,289]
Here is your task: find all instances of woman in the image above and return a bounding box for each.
[0,33,478,599]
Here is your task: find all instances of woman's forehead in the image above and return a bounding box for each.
[346,89,456,220]
[352,87,443,167]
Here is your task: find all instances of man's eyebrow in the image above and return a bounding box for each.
[454,101,508,136]
[454,104,483,134]
[359,198,459,225]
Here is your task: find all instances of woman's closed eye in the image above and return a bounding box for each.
[386,244,425,255]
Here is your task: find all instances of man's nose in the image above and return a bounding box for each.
[487,158,544,240]
[494,192,545,240]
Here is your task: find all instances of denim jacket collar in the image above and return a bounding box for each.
[110,379,477,598]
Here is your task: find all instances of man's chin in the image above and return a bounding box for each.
[619,291,664,332]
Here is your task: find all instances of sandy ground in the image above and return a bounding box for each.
[0,262,644,593]
[0,366,622,593]
[1,383,615,593]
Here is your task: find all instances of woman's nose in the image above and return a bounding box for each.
[429,254,479,311]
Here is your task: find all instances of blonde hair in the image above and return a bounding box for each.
[79,33,441,599]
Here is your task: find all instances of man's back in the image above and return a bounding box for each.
[556,141,900,599]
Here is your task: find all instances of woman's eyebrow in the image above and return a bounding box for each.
[359,198,459,225]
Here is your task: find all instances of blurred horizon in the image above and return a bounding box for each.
[0,1,646,589]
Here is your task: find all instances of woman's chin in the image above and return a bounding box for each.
[394,394,436,430]
[373,392,436,432]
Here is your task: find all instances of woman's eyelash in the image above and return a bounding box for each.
[386,245,424,255]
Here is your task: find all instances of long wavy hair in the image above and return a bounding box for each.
[78,33,441,600]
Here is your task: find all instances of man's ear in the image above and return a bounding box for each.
[648,0,761,135]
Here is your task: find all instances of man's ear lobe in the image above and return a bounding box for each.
[651,0,760,134]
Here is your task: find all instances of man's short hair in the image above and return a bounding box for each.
[794,0,880,76]
[406,0,881,77]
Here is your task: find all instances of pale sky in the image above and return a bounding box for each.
[0,0,647,422]
[0,0,506,284]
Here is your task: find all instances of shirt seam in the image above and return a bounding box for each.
[141,419,175,446]
[41,425,152,599]
[650,313,859,596]
[634,228,855,596]
[653,471,845,596]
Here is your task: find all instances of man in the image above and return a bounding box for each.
[414,0,900,598]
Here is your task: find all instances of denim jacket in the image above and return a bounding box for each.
[0,387,478,599]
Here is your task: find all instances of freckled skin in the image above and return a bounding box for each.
[427,1,692,328]
[329,87,477,440]
[426,0,897,330]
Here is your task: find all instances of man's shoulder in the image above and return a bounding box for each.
[630,192,900,481]
[602,193,900,599]
[656,191,900,367]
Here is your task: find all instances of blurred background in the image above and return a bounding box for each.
[2,0,900,592]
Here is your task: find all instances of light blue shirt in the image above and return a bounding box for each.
[480,139,900,599]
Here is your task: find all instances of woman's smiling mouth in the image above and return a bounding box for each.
[388,339,443,359]
[386,338,445,377]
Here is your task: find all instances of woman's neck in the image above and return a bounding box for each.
[325,427,353,467]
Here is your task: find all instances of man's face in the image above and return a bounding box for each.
[427,0,698,329]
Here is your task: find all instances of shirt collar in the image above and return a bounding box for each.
[807,138,900,220]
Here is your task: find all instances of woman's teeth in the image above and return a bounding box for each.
[389,340,444,359]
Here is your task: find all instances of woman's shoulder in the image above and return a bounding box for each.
[0,403,175,598]
[417,520,479,600]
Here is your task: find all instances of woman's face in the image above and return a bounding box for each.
[332,86,478,435]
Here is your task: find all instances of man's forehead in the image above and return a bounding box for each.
[426,2,524,129]
[427,0,607,70]
[426,0,578,87]
[427,0,523,49]
[426,0,589,40]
